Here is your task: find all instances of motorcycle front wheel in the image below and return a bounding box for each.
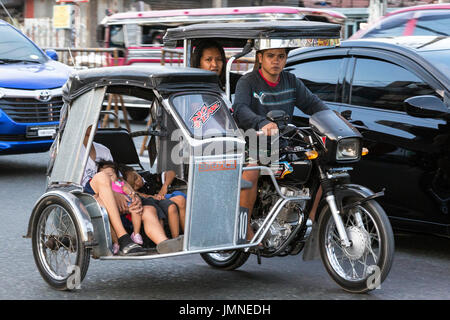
[318,196,394,293]
[200,250,250,270]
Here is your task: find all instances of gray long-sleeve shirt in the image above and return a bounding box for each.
[232,70,328,131]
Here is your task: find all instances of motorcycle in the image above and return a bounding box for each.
[25,20,394,293]
[201,109,395,293]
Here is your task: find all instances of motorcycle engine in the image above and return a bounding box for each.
[252,184,309,251]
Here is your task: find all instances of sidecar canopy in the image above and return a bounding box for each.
[62,65,222,103]
[163,21,341,50]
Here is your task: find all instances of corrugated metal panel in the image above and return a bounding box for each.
[144,0,204,10]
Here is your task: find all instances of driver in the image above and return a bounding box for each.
[232,47,329,242]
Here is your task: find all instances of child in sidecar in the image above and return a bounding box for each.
[119,165,186,239]
[96,160,144,254]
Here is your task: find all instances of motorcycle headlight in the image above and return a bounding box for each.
[336,138,360,161]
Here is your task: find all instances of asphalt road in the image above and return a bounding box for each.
[0,125,449,301]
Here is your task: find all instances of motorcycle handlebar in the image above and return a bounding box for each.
[256,124,308,137]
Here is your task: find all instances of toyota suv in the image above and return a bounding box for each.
[0,20,71,155]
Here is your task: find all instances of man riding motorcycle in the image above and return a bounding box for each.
[232,47,329,241]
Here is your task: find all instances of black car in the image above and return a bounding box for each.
[286,36,450,237]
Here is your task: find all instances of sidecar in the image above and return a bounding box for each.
[25,21,341,290]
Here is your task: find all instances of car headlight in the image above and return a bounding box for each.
[336,138,360,161]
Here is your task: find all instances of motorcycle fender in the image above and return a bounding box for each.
[24,190,95,246]
[302,184,381,261]
[335,184,383,211]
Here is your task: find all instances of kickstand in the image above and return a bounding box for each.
[256,248,262,265]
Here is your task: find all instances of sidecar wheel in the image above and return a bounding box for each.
[318,197,394,293]
[32,197,90,290]
[200,250,250,270]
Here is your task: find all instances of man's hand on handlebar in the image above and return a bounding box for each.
[260,122,279,136]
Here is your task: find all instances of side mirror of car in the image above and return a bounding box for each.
[45,49,58,61]
[404,95,449,118]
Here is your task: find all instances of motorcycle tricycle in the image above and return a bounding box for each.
[25,21,394,293]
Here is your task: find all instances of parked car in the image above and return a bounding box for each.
[350,4,450,40]
[0,20,71,155]
[286,36,450,237]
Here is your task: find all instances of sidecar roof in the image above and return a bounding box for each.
[163,20,341,47]
[62,65,221,102]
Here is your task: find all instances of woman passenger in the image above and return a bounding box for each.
[191,39,241,93]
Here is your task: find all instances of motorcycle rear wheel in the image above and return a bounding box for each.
[200,250,250,270]
[318,197,394,293]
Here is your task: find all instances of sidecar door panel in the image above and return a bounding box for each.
[186,154,243,250]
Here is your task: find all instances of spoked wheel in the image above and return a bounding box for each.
[200,250,250,270]
[32,197,90,290]
[318,197,394,293]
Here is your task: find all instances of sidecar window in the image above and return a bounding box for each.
[171,93,238,139]
[49,87,106,185]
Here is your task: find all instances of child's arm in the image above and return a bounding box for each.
[122,181,135,198]
[133,189,158,200]
[158,170,176,197]
[137,191,151,198]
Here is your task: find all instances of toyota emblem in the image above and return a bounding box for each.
[37,90,52,102]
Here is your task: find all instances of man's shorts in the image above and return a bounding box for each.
[141,196,175,220]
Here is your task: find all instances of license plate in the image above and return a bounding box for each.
[38,128,56,137]
[26,125,58,138]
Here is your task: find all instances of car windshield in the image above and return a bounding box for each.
[170,92,238,139]
[0,25,46,63]
[363,10,450,38]
[420,50,450,76]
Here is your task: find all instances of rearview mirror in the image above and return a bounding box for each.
[404,95,449,118]
[45,49,58,61]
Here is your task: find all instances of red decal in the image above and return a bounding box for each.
[190,101,221,129]
[199,160,237,172]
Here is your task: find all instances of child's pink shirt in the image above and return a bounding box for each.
[111,180,127,195]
